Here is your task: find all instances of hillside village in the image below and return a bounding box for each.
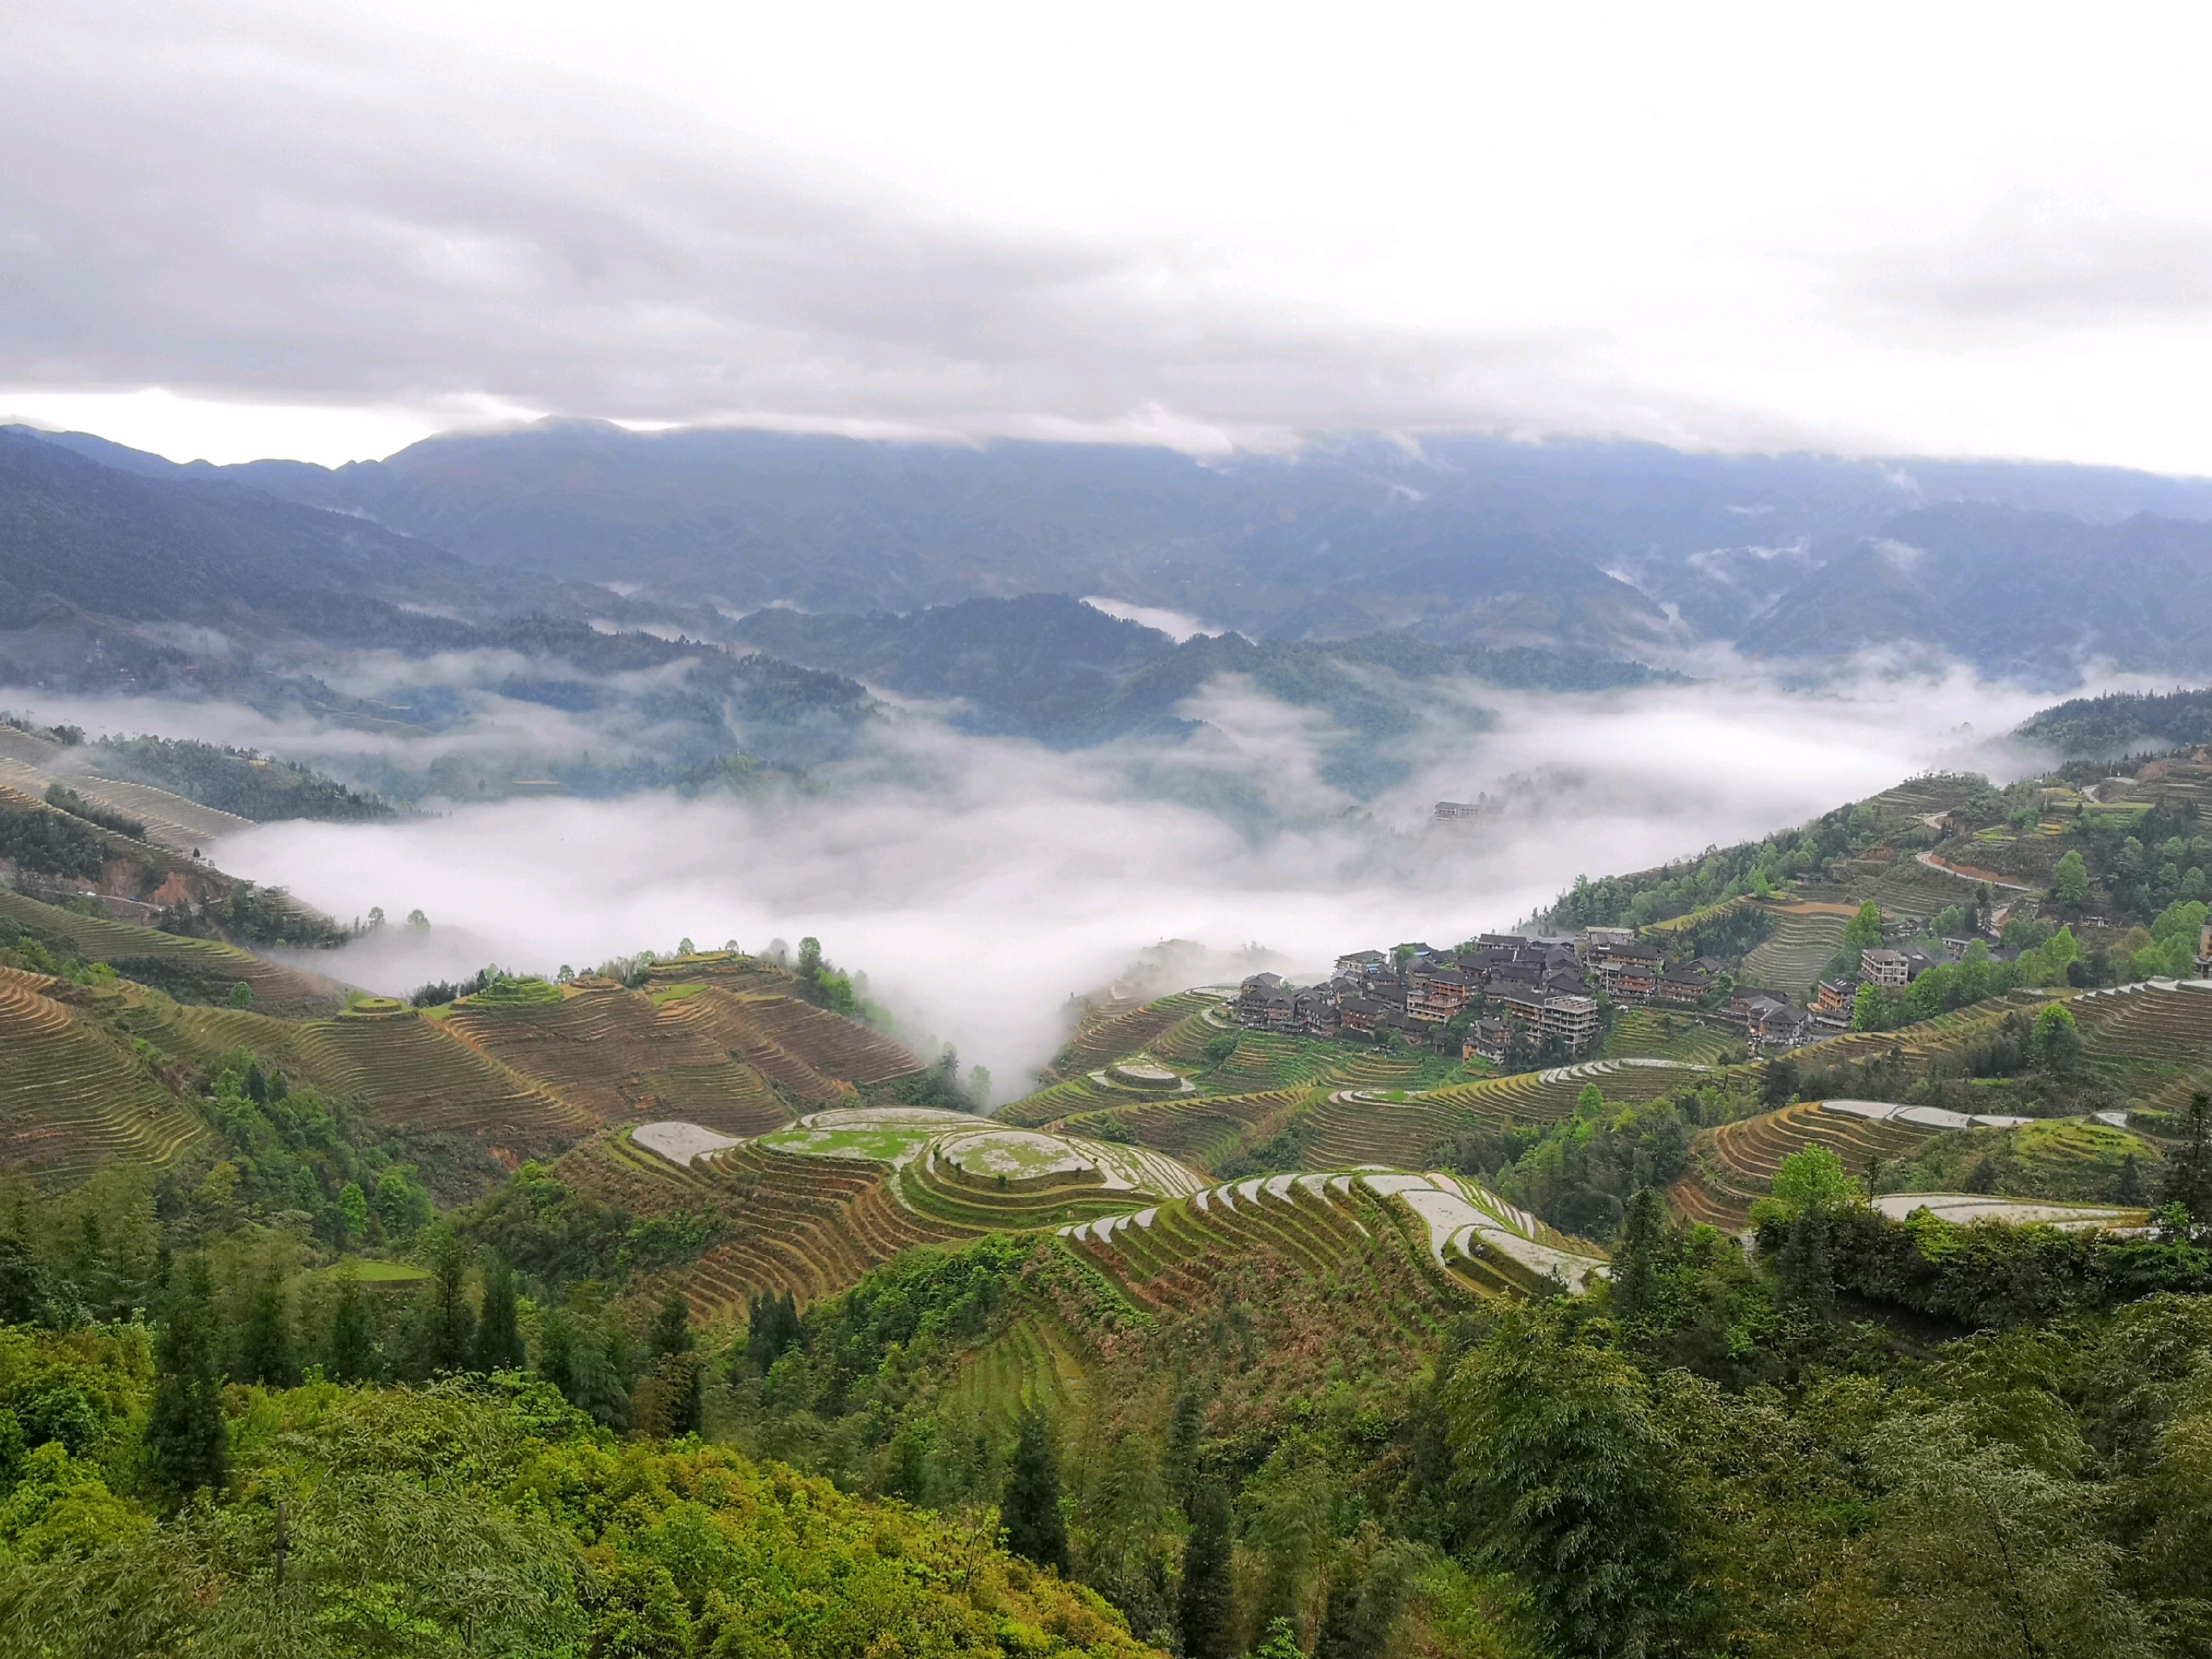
[1243,914,2212,1067]
[1244,758,2212,1078]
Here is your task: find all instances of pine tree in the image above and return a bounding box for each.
[1001,1409,1069,1572]
[1165,1385,1205,1508]
[2161,1091,2212,1222]
[0,1235,46,1326]
[1314,1579,1364,1659]
[324,1275,383,1382]
[236,1272,297,1388]
[1777,1208,1835,1320]
[744,1289,802,1374]
[1447,1304,1688,1659]
[146,1258,227,1498]
[648,1286,695,1360]
[1179,1480,1235,1659]
[539,1291,631,1429]
[474,1255,525,1371]
[1612,1188,1665,1320]
[416,1225,476,1375]
[645,1285,702,1436]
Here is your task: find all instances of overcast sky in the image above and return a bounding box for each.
[6,1,2212,470]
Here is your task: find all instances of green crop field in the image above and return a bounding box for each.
[0,888,346,1018]
[0,896,934,1186]
[757,1123,937,1164]
[1604,1008,1740,1064]
[0,967,206,1186]
[1740,909,1849,997]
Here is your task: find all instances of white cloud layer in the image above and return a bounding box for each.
[150,665,2056,1101]
[8,2,2212,468]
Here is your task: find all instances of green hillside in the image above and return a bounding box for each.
[1,763,2211,1656]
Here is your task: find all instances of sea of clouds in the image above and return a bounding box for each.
[6,655,2070,1102]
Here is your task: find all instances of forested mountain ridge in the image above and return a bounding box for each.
[26,418,2212,678]
[727,594,1663,750]
[2017,685,2212,757]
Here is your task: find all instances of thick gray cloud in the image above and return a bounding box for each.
[1832,195,2212,339]
[0,2,1786,451]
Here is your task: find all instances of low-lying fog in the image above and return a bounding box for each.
[15,665,2062,1101]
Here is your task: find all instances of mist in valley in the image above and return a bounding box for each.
[9,657,2070,1101]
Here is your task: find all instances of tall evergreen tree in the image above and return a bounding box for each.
[539,1294,631,1429]
[146,1258,227,1498]
[1165,1385,1205,1508]
[415,1225,476,1375]
[1612,1188,1665,1320]
[646,1286,701,1436]
[2160,1090,2212,1222]
[744,1289,802,1374]
[1777,1208,1835,1320]
[1001,1409,1069,1572]
[235,1272,297,1388]
[474,1255,525,1371]
[1314,1578,1365,1659]
[1446,1304,1691,1659]
[0,1235,47,1326]
[323,1275,383,1382]
[648,1286,695,1360]
[1179,1480,1235,1659]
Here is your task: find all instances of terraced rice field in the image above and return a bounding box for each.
[1641,895,1752,938]
[1604,1009,1738,1064]
[1413,1058,1712,1126]
[1149,1011,1227,1066]
[0,967,205,1185]
[1740,909,1850,997]
[1061,1169,1606,1312]
[1858,860,1983,919]
[559,1131,974,1315]
[996,1073,1149,1128]
[1668,1101,1939,1230]
[657,988,919,1104]
[1063,1088,1310,1172]
[1200,1032,1353,1093]
[1295,1059,1707,1172]
[2004,1119,2160,1201]
[933,1315,1090,1430]
[108,997,298,1073]
[896,1143,1183,1233]
[1867,1193,2149,1229]
[1050,991,1216,1078]
[441,984,790,1134]
[692,1143,972,1312]
[2075,982,2212,1112]
[758,1112,949,1166]
[1791,997,2041,1074]
[0,890,346,1018]
[285,1006,592,1143]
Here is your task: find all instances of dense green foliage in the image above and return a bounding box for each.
[90,735,395,822]
[0,803,108,879]
[40,783,144,840]
[0,1365,1151,1659]
[2015,686,2212,755]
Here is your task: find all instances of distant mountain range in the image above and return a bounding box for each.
[19,419,2212,685]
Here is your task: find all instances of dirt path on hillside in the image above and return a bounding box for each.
[1914,848,2036,892]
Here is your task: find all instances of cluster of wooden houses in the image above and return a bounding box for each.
[1234,922,1876,1065]
[1237,933,1604,1060]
